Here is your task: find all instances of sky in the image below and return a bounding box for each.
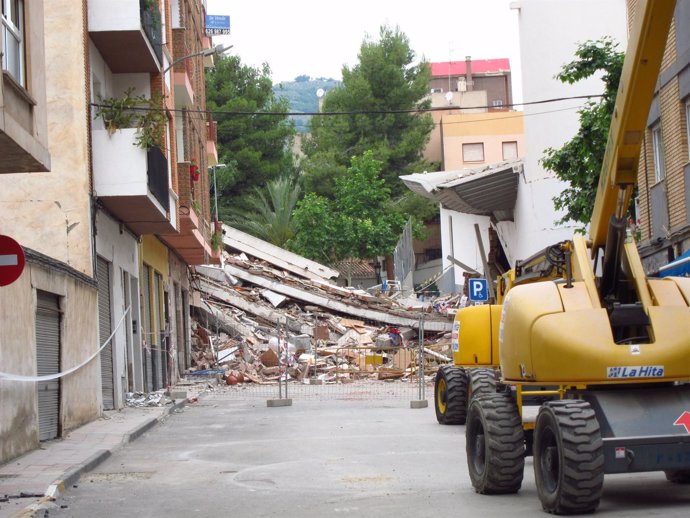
[206,0,523,101]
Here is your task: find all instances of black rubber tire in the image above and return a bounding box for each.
[665,470,690,484]
[434,366,468,424]
[533,400,604,514]
[468,367,498,400]
[466,393,525,494]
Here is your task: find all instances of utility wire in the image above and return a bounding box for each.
[90,93,603,119]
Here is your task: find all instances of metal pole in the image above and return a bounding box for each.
[278,321,283,400]
[284,316,289,400]
[212,166,219,222]
[418,313,425,401]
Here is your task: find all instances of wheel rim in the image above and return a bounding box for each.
[437,378,447,413]
[538,425,559,494]
[472,428,486,474]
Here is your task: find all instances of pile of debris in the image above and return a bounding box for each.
[187,226,456,385]
[190,312,452,385]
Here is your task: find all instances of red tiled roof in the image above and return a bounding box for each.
[430,58,510,77]
[334,259,375,278]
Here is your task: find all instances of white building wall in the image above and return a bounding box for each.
[510,0,628,260]
[440,208,493,292]
[95,210,140,407]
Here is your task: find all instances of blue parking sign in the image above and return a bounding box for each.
[468,278,488,302]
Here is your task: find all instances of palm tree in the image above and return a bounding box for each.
[226,177,301,247]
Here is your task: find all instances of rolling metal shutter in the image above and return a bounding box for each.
[97,257,115,410]
[36,291,60,441]
[153,272,163,389]
[142,265,153,392]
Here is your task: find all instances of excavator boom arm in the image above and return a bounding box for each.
[588,0,675,252]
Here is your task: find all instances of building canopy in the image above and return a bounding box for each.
[400,159,523,222]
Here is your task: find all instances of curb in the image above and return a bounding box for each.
[16,399,188,517]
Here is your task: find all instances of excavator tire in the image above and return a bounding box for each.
[533,400,604,514]
[434,365,468,424]
[468,367,498,400]
[664,470,690,484]
[466,393,524,494]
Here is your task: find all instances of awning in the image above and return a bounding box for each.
[659,249,690,277]
[400,159,522,222]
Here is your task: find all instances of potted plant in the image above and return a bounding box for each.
[211,229,223,252]
[190,159,200,181]
[95,87,167,149]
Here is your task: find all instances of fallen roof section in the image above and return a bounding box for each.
[221,224,340,281]
[400,159,522,222]
[195,256,453,333]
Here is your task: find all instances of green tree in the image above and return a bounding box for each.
[225,177,301,247]
[205,55,296,214]
[300,25,434,199]
[541,37,625,228]
[288,152,407,265]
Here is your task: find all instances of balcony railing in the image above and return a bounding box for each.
[147,146,169,212]
[206,114,217,142]
[140,1,163,65]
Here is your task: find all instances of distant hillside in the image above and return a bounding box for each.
[273,76,340,133]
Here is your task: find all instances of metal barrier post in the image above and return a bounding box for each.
[267,319,292,407]
[410,313,428,408]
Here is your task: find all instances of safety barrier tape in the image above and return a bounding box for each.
[0,306,130,382]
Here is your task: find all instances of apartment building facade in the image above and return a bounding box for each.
[402,0,627,294]
[633,0,690,274]
[0,0,219,464]
[424,58,512,166]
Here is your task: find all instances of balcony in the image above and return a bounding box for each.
[0,74,50,172]
[1,1,51,173]
[88,0,163,73]
[92,128,175,235]
[202,36,216,68]
[206,115,218,166]
[159,161,218,265]
[160,206,218,265]
[173,55,194,108]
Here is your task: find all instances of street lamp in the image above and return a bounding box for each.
[209,163,227,224]
[162,44,232,74]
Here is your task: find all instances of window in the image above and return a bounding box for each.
[652,124,665,183]
[1,0,24,85]
[492,99,504,107]
[502,141,518,160]
[463,142,485,163]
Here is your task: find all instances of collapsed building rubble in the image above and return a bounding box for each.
[188,226,459,385]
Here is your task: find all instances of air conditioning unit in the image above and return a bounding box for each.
[430,88,443,93]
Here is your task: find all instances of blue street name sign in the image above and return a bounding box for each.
[468,278,489,302]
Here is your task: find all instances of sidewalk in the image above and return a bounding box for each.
[0,399,186,518]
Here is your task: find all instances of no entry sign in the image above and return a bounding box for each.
[0,235,26,287]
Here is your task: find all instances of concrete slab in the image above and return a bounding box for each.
[266,398,293,407]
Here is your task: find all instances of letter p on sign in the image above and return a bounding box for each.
[468,278,488,302]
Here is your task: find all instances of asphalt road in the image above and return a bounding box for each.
[50,391,690,518]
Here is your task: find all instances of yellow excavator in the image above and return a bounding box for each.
[434,246,565,424]
[436,0,690,513]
